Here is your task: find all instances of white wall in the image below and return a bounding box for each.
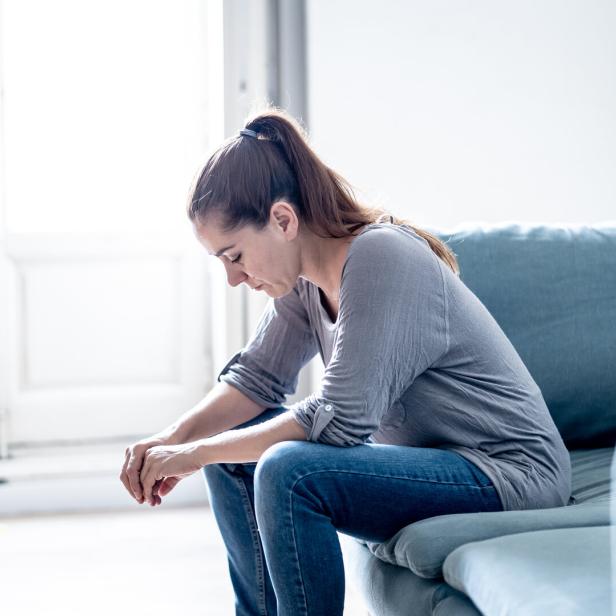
[306,0,615,230]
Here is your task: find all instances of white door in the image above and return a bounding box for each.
[0,0,218,450]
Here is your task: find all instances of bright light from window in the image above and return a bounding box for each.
[1,0,220,234]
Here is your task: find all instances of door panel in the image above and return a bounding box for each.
[0,0,217,450]
[4,232,210,444]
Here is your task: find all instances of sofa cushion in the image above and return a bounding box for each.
[431,224,616,449]
[360,447,613,579]
[364,501,610,580]
[341,535,482,616]
[442,526,612,616]
[570,447,614,504]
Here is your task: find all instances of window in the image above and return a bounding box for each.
[1,0,218,234]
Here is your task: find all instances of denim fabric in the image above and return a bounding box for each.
[203,406,503,616]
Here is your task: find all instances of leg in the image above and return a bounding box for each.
[203,406,288,616]
[253,441,503,616]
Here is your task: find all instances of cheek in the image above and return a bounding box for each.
[253,245,293,284]
[253,250,277,279]
[254,267,281,288]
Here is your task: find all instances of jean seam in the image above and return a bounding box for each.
[286,488,311,616]
[289,468,496,491]
[233,474,270,616]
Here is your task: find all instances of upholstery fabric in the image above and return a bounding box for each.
[343,535,481,616]
[431,224,616,449]
[344,224,616,615]
[443,526,612,616]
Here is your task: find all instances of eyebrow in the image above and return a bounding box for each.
[209,244,236,257]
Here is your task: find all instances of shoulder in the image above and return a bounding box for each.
[338,223,447,324]
[342,223,439,280]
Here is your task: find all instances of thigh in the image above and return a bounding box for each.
[256,441,503,544]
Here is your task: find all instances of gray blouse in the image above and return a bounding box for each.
[217,222,572,512]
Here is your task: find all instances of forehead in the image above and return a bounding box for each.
[193,217,249,256]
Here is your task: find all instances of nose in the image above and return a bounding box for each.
[222,261,248,288]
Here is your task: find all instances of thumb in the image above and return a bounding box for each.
[158,476,183,497]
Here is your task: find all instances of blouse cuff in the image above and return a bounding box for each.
[291,396,351,445]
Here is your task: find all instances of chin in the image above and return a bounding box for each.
[261,282,293,298]
[265,285,284,298]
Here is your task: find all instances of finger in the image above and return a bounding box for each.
[140,457,158,505]
[119,470,134,500]
[158,476,181,497]
[127,450,146,503]
[152,479,163,498]
[119,449,135,500]
[142,473,156,506]
[119,449,134,497]
[152,480,163,507]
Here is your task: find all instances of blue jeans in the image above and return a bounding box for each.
[203,406,503,616]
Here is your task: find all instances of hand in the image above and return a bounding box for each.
[139,442,205,506]
[120,433,180,505]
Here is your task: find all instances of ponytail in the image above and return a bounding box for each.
[187,105,459,275]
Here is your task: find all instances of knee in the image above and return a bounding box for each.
[255,440,303,480]
[254,441,313,501]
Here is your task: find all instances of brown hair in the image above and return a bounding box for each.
[186,105,459,275]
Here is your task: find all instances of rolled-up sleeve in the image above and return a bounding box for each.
[290,228,449,446]
[218,283,319,409]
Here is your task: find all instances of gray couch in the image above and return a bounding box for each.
[343,223,616,615]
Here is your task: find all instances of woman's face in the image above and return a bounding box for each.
[192,202,302,297]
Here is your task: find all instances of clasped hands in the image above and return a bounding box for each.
[120,438,206,506]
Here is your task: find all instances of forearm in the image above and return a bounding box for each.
[196,409,308,465]
[162,382,267,444]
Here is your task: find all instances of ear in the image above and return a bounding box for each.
[270,201,299,239]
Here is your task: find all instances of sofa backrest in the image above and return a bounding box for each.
[428,223,616,449]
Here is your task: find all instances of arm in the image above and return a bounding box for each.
[165,280,318,446]
[290,227,449,446]
[136,286,318,503]
[216,282,319,407]
[121,381,267,503]
[162,381,267,444]
[195,408,306,465]
[139,409,307,504]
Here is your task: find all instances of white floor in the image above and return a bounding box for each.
[0,505,368,615]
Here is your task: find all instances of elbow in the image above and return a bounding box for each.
[295,401,377,447]
[311,420,376,447]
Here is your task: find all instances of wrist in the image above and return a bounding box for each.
[195,439,211,466]
[156,427,183,446]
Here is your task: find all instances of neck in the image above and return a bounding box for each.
[299,234,355,301]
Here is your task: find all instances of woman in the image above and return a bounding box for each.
[120,107,571,615]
